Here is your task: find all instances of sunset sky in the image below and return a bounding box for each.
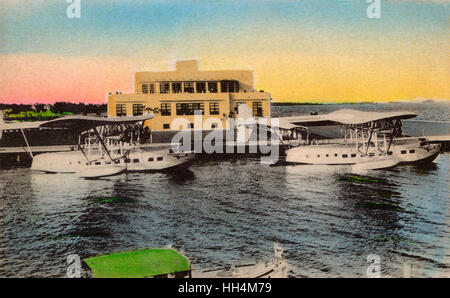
[0,0,449,104]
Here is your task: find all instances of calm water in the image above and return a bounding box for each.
[0,103,449,278]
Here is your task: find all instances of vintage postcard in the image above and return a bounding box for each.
[0,0,449,287]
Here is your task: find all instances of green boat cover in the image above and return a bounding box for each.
[84,248,190,278]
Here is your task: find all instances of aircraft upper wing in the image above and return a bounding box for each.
[38,114,154,130]
[279,109,417,126]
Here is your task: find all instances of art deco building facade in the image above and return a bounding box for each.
[107,60,271,133]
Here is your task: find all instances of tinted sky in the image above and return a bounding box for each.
[0,0,449,103]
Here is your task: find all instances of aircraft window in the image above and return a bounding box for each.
[342,154,348,158]
[409,149,415,154]
[317,155,320,158]
[326,154,329,157]
[351,154,356,158]
[114,160,120,164]
[401,150,407,154]
[133,159,139,163]
[148,157,154,162]
[387,151,393,155]
[105,161,111,165]
[369,153,375,157]
[125,159,131,163]
[306,155,309,158]
[157,157,163,161]
[95,162,101,165]
[334,154,338,157]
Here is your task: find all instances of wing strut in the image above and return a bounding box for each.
[93,127,114,162]
[364,126,375,155]
[20,129,34,158]
[71,132,90,163]
[386,119,400,153]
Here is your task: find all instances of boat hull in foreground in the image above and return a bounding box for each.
[191,259,289,278]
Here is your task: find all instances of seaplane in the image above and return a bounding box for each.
[281,109,441,171]
[30,114,194,178]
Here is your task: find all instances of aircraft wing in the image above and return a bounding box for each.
[38,114,154,130]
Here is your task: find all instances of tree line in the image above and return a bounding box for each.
[0,102,107,121]
[0,102,107,114]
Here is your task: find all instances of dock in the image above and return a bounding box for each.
[0,145,76,154]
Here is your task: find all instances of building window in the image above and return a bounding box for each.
[184,82,194,93]
[211,123,218,129]
[208,82,218,93]
[188,123,194,129]
[220,80,239,93]
[149,84,155,94]
[161,103,171,116]
[172,82,182,93]
[133,104,143,116]
[176,103,184,115]
[176,103,204,115]
[252,102,263,117]
[142,84,149,94]
[160,83,170,94]
[163,124,170,129]
[209,102,219,115]
[116,104,126,117]
[196,82,206,93]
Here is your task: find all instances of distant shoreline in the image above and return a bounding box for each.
[271,102,376,106]
[271,100,441,106]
